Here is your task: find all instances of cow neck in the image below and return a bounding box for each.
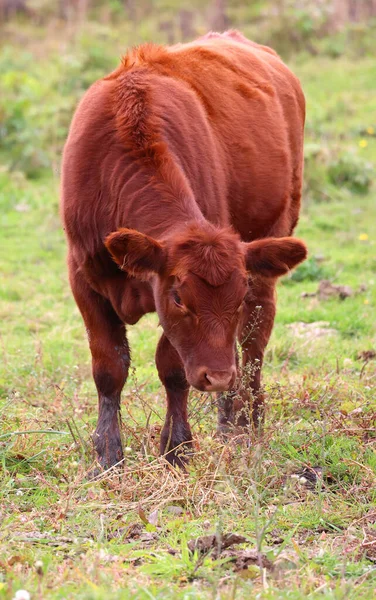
[157,205,208,243]
[117,151,209,240]
[124,186,208,242]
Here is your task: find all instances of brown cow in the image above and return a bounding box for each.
[61,30,307,469]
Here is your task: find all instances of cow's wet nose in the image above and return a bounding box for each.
[203,367,236,392]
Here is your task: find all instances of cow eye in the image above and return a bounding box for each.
[173,290,183,308]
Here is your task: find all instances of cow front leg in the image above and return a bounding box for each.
[69,260,129,470]
[239,277,276,429]
[156,334,192,467]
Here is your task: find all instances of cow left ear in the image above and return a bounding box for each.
[243,237,307,278]
[105,228,167,278]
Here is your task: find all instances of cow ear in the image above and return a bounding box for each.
[105,228,166,278]
[244,237,307,278]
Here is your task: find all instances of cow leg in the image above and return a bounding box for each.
[217,345,240,435]
[69,260,129,470]
[238,277,276,429]
[156,334,192,467]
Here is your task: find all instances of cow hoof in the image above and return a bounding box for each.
[162,440,193,469]
[87,466,102,480]
[98,453,124,470]
[216,423,252,446]
[216,421,235,438]
[160,421,193,468]
[87,455,124,480]
[93,431,124,471]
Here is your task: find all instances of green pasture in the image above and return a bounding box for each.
[0,17,375,600]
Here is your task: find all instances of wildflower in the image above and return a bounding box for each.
[364,299,369,305]
[35,560,43,576]
[366,126,375,135]
[359,139,368,148]
[359,233,369,241]
[13,591,31,600]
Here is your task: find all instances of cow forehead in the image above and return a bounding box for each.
[176,269,247,318]
[168,227,246,286]
[184,269,247,298]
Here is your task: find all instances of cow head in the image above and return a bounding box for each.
[105,223,306,392]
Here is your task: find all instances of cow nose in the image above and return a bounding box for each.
[203,368,236,392]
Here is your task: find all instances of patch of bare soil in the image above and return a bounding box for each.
[287,321,338,341]
[302,279,367,301]
[357,349,376,362]
[360,528,376,563]
[188,532,273,572]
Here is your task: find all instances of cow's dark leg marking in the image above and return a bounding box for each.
[156,334,192,467]
[238,277,276,430]
[217,345,240,435]
[69,257,129,470]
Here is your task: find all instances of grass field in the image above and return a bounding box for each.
[1,25,376,600]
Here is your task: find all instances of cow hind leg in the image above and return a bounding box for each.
[69,260,129,470]
[217,279,275,437]
[239,278,276,430]
[217,344,240,435]
[156,334,192,467]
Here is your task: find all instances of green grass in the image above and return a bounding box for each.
[1,25,376,600]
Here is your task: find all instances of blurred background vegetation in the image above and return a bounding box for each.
[0,0,375,185]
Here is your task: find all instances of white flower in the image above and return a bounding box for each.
[13,591,31,600]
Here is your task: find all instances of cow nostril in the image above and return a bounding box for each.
[203,370,234,390]
[204,372,212,385]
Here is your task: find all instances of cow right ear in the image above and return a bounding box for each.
[105,228,167,279]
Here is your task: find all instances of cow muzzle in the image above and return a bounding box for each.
[192,366,237,392]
